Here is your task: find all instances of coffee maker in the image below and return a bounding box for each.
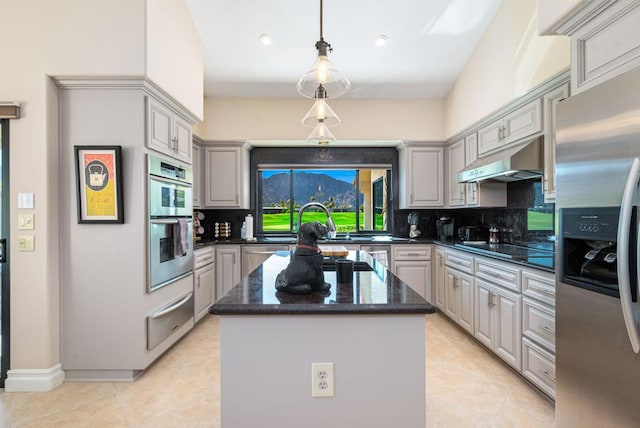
[407,212,421,238]
[436,216,457,243]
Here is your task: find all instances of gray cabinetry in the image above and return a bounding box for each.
[146,97,192,163]
[392,245,432,301]
[542,83,569,202]
[204,144,249,208]
[216,245,241,298]
[192,137,203,208]
[477,99,542,156]
[194,246,215,322]
[399,145,444,208]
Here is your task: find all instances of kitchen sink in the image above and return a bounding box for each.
[261,237,296,243]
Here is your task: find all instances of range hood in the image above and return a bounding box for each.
[457,136,544,183]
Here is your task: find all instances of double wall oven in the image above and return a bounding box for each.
[148,154,194,292]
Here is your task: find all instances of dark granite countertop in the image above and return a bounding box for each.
[195,235,430,249]
[209,250,436,316]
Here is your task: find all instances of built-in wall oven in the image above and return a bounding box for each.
[148,154,194,292]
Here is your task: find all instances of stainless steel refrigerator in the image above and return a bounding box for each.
[556,66,640,427]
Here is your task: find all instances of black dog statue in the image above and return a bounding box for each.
[275,221,331,295]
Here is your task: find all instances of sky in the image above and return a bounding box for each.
[261,169,356,183]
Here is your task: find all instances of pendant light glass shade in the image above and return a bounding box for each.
[306,120,336,144]
[301,85,340,128]
[297,52,350,98]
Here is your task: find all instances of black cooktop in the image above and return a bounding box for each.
[454,242,555,268]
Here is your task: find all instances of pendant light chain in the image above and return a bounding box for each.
[320,0,323,41]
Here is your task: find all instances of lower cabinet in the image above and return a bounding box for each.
[215,245,241,298]
[392,245,432,301]
[436,245,556,398]
[444,266,474,334]
[474,277,522,370]
[434,248,446,310]
[194,246,215,322]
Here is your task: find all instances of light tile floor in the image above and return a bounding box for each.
[0,312,554,427]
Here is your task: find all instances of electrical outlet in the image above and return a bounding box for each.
[311,362,334,397]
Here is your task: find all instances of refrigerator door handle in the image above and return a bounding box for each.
[618,157,640,353]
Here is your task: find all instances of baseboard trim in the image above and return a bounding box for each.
[4,364,65,392]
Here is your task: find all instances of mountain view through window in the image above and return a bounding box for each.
[258,169,389,233]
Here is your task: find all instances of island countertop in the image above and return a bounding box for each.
[209,250,436,315]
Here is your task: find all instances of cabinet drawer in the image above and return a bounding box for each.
[475,258,521,292]
[522,337,556,399]
[194,247,215,269]
[522,269,555,307]
[393,245,431,260]
[445,250,474,274]
[523,297,556,352]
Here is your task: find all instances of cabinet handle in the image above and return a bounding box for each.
[498,126,503,140]
[538,369,556,382]
[410,193,414,203]
[528,286,555,297]
[196,277,201,288]
[538,325,555,335]
[543,178,548,192]
[171,136,178,152]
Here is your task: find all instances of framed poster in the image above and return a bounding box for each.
[74,145,124,224]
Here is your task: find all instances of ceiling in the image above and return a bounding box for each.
[185,0,504,99]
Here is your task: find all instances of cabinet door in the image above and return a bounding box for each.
[147,98,173,155]
[215,246,240,297]
[543,83,569,202]
[205,147,242,207]
[478,119,503,155]
[494,287,522,370]
[444,268,460,320]
[394,261,430,300]
[458,272,474,334]
[194,264,214,322]
[192,143,202,208]
[474,280,494,349]
[464,133,478,206]
[434,249,446,310]
[173,115,192,163]
[447,140,465,207]
[407,147,444,207]
[503,98,542,145]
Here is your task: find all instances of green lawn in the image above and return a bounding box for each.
[263,212,364,232]
[528,211,553,231]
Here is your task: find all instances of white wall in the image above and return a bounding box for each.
[537,0,584,35]
[0,0,202,387]
[194,97,445,142]
[445,0,570,138]
[0,0,147,376]
[146,0,204,119]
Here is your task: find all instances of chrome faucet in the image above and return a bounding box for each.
[297,202,337,239]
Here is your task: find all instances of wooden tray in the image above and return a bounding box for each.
[319,245,349,257]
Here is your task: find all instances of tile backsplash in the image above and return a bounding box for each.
[196,179,554,243]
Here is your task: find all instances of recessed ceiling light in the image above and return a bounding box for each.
[375,35,388,47]
[259,33,273,46]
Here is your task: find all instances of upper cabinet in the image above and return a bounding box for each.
[399,145,444,208]
[203,143,250,208]
[447,139,466,207]
[146,97,192,163]
[192,136,203,208]
[477,98,542,156]
[542,83,570,202]
[545,0,640,94]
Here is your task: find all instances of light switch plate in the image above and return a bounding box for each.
[17,193,34,209]
[18,235,34,252]
[18,214,34,230]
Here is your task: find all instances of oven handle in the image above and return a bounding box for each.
[150,218,193,225]
[150,292,193,319]
[150,174,193,188]
[618,157,640,353]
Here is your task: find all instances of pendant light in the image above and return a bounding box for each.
[306,119,336,145]
[301,85,340,128]
[297,0,350,99]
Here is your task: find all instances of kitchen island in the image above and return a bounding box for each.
[210,250,435,428]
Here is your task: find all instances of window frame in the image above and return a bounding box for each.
[250,147,399,236]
